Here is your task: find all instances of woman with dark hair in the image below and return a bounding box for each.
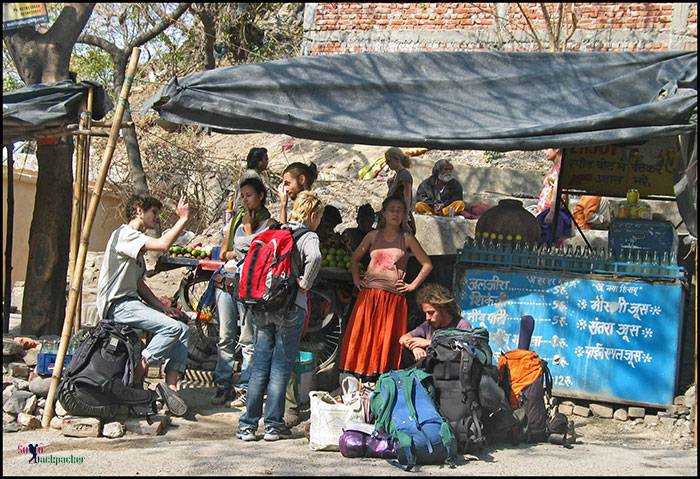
[213,177,274,406]
[277,161,318,223]
[338,196,432,381]
[246,147,269,172]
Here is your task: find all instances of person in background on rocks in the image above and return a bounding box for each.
[316,204,343,243]
[415,159,466,217]
[398,283,472,365]
[385,147,416,234]
[213,177,273,407]
[237,191,323,442]
[342,203,376,252]
[96,194,190,416]
[339,196,433,382]
[573,195,611,230]
[277,161,318,224]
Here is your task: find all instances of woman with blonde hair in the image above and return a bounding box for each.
[238,191,323,442]
[339,195,432,381]
[384,147,416,233]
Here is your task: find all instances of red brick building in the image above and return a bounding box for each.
[302,3,697,54]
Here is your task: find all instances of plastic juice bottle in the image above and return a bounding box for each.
[626,189,639,219]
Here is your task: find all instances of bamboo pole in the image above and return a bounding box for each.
[694,244,697,449]
[3,143,15,334]
[75,88,94,334]
[42,47,141,428]
[67,115,88,323]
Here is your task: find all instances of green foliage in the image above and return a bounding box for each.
[2,47,24,92]
[484,150,506,161]
[70,45,114,88]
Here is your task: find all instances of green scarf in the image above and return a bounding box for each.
[226,206,271,251]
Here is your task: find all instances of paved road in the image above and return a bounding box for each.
[3,404,697,476]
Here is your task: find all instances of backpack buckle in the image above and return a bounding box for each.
[106,336,120,354]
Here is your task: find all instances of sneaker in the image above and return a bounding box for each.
[211,386,235,406]
[236,427,258,442]
[229,391,247,408]
[156,383,188,417]
[263,425,293,442]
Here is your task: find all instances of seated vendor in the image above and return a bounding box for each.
[399,283,472,363]
[342,203,376,252]
[316,204,342,242]
[415,159,466,216]
[573,195,611,230]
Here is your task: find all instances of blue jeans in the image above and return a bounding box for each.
[236,301,255,391]
[239,305,306,431]
[213,288,239,388]
[214,289,256,390]
[108,299,190,373]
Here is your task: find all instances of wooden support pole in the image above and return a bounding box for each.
[67,116,88,321]
[76,87,94,333]
[3,144,15,334]
[42,47,141,428]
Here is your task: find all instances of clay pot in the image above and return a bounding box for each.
[475,199,540,244]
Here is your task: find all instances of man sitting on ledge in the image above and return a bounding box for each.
[415,159,466,216]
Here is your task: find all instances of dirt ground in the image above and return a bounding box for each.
[2,384,697,476]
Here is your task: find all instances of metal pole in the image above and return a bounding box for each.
[42,47,141,428]
[3,143,15,334]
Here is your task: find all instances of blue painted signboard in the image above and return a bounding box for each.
[454,267,684,407]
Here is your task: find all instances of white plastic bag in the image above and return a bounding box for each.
[308,389,365,451]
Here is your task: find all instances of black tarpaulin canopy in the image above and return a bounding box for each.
[3,80,113,143]
[143,50,697,150]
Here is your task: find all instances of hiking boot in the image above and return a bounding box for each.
[236,427,258,442]
[263,425,293,441]
[211,386,235,406]
[156,383,188,417]
[229,391,247,408]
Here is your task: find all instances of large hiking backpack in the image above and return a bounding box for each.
[237,225,310,313]
[370,368,456,471]
[58,321,158,420]
[421,327,493,454]
[497,349,553,443]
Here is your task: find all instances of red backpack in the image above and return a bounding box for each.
[237,225,310,313]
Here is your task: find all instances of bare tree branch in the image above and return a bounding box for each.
[129,2,192,48]
[77,33,121,59]
[563,9,578,51]
[517,3,545,50]
[555,3,564,47]
[539,3,558,51]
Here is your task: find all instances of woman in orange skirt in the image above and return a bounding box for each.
[339,196,433,381]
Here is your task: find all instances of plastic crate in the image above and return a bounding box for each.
[36,352,73,376]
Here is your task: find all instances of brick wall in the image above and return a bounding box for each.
[303,3,697,54]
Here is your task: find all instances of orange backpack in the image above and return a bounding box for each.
[498,349,546,409]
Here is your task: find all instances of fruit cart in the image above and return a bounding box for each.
[154,243,355,388]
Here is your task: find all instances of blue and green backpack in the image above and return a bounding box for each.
[370,368,456,470]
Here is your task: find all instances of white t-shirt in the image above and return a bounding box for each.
[96,224,149,318]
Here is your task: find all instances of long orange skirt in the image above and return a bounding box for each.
[339,288,407,381]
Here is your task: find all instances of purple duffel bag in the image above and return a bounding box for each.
[339,423,396,459]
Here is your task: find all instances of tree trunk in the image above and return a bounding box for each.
[197,5,217,70]
[21,140,74,336]
[122,106,149,195]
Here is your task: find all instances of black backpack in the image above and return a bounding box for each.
[421,327,493,454]
[58,321,158,419]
